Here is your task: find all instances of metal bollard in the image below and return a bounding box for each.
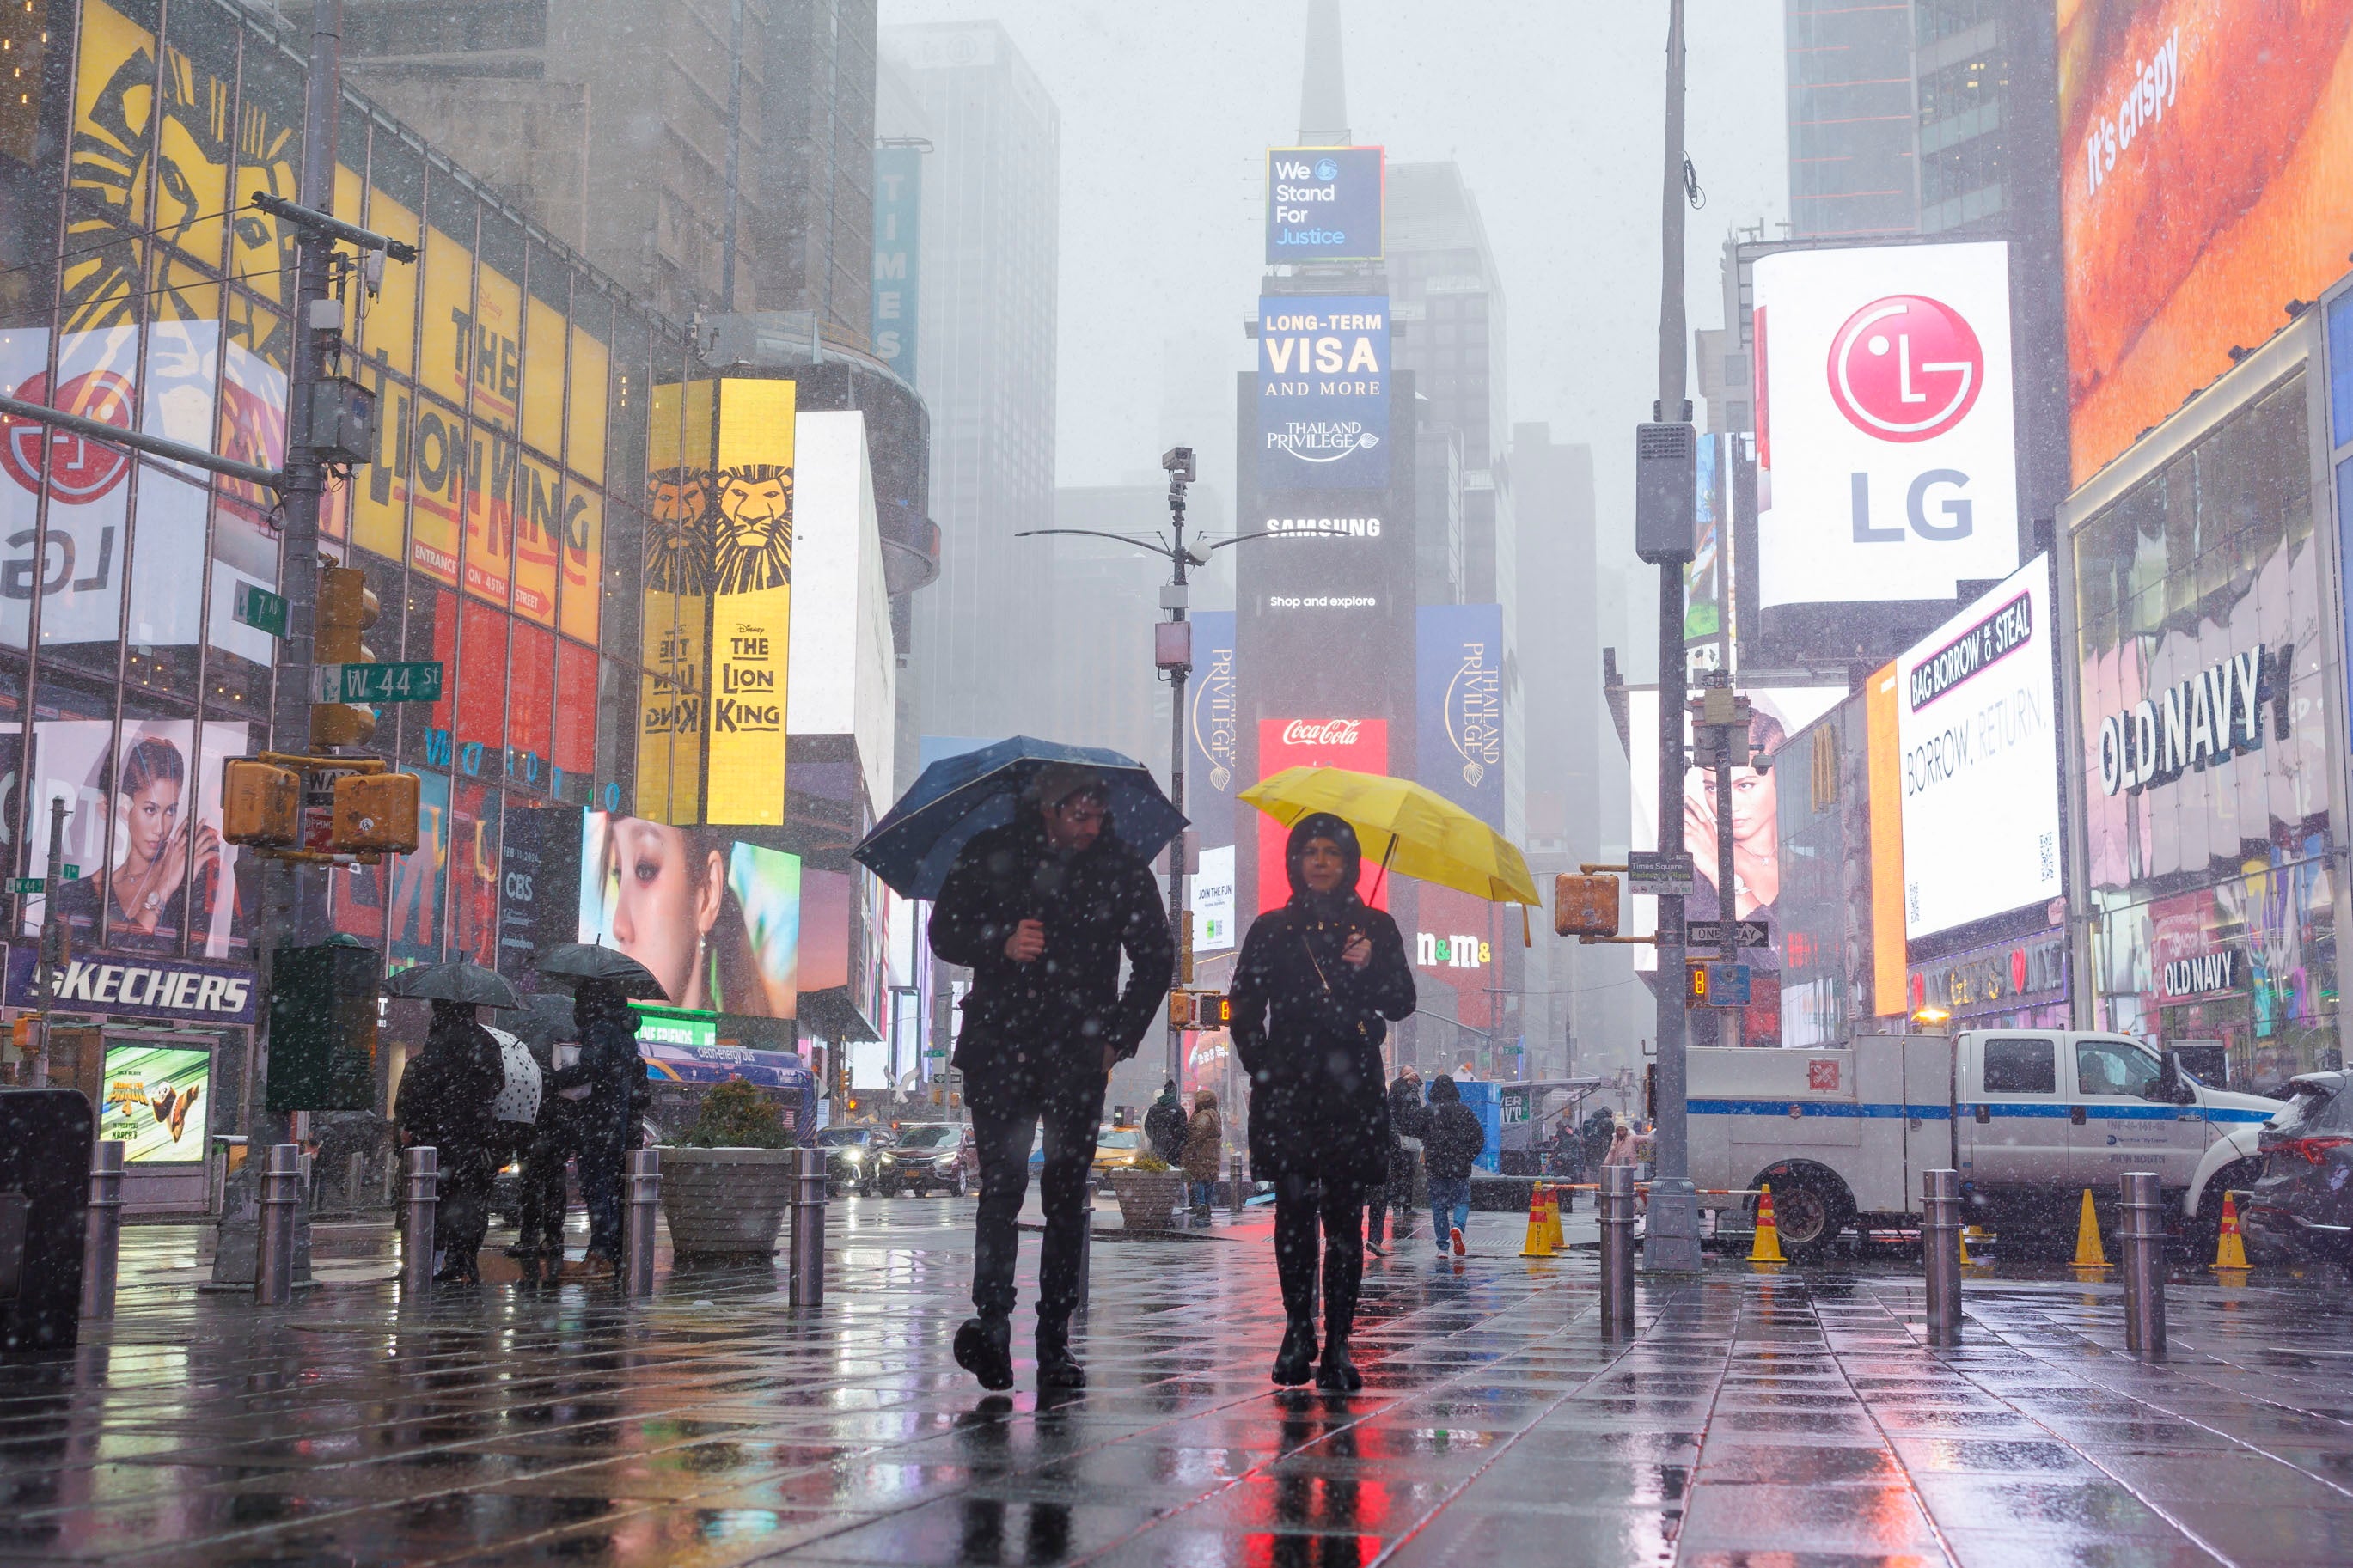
[400,1146,439,1298]
[1599,1164,1637,1338]
[787,1146,826,1308]
[253,1144,303,1306]
[1922,1169,1964,1347]
[2121,1171,2167,1358]
[623,1149,660,1296]
[80,1140,125,1321]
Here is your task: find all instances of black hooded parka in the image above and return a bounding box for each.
[1229,814,1417,1186]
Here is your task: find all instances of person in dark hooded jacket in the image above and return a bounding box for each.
[1421,1075,1486,1257]
[927,766,1174,1393]
[394,1000,504,1284]
[551,979,651,1277]
[1229,813,1416,1389]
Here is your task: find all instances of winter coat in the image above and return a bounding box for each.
[1387,1076,1427,1146]
[394,1013,503,1153]
[1229,815,1417,1186]
[927,816,1174,1104]
[1180,1101,1222,1181]
[1144,1092,1188,1164]
[555,993,648,1148]
[1422,1101,1487,1181]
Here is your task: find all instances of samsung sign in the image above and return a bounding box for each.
[1265,146,1383,262]
[1257,296,1389,490]
[2094,645,2288,796]
[1752,241,2020,609]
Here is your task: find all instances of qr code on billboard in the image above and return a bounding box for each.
[2038,832,2056,882]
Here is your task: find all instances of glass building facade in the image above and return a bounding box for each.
[0,0,688,981]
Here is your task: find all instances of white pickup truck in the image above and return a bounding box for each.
[1687,1031,2280,1258]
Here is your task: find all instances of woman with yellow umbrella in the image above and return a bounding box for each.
[1232,767,1541,1391]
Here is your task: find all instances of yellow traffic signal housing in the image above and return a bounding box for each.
[1554,873,1621,937]
[1168,991,1195,1028]
[331,770,420,856]
[312,564,382,748]
[222,759,302,846]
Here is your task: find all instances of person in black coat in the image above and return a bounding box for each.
[1372,1066,1426,1248]
[551,979,651,1278]
[927,765,1174,1393]
[1421,1075,1487,1257]
[510,996,578,1261]
[393,1000,504,1285]
[1230,813,1416,1389]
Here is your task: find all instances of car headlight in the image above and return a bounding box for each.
[841,1150,863,1163]
[933,1156,959,1171]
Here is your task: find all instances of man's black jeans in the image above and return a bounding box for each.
[969,1077,1105,1330]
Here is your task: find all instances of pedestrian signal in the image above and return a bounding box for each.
[331,771,420,856]
[222,759,303,846]
[1554,873,1620,937]
[1170,991,1232,1028]
[311,565,381,747]
[1686,961,1752,1008]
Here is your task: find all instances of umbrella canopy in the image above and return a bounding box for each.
[535,943,669,1001]
[1238,766,1541,906]
[852,735,1187,900]
[486,1027,543,1125]
[510,992,578,1049]
[382,960,523,1010]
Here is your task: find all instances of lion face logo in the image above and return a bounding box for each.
[711,465,792,595]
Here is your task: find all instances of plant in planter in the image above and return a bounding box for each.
[1109,1151,1187,1232]
[657,1080,800,1264]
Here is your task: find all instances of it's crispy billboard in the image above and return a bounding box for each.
[2061,0,2353,484]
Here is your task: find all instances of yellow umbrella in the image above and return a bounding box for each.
[1238,766,1541,908]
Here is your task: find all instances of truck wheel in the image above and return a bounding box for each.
[1755,1166,1853,1260]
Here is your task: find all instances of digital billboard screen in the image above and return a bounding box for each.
[1416,604,1504,828]
[1264,146,1384,263]
[1751,241,2020,611]
[1894,554,2063,939]
[578,813,800,1018]
[1255,717,1389,914]
[1183,611,1238,850]
[1257,296,1390,491]
[2061,1,2353,482]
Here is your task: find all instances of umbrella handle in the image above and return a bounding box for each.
[1366,837,1397,906]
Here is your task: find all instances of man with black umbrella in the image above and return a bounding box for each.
[928,764,1174,1392]
[552,979,653,1279]
[394,999,505,1285]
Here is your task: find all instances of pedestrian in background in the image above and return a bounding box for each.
[928,766,1173,1394]
[1421,1075,1485,1260]
[1145,1079,1188,1166]
[1230,814,1416,1390]
[510,996,578,1261]
[394,999,504,1286]
[1181,1089,1221,1219]
[553,979,651,1280]
[1372,1065,1425,1250]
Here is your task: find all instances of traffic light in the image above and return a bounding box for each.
[222,759,302,846]
[1168,991,1232,1028]
[1168,991,1194,1028]
[330,770,420,856]
[311,564,380,747]
[1554,873,1620,937]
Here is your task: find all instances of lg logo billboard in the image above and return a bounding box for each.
[1754,241,2019,611]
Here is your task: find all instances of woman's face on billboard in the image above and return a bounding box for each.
[124,778,182,865]
[606,819,724,1008]
[1727,765,1776,846]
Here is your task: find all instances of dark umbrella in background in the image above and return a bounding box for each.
[382,961,523,1010]
[852,735,1188,900]
[509,992,579,1048]
[535,943,669,1001]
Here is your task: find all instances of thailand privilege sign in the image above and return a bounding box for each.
[1257,296,1389,490]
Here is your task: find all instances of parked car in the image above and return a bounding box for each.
[880,1123,977,1196]
[816,1126,892,1197]
[2242,1071,2353,1265]
[1091,1125,1150,1185]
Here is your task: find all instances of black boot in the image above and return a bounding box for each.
[1036,1318,1086,1390]
[1314,1331,1362,1392]
[954,1315,1015,1392]
[1271,1316,1318,1386]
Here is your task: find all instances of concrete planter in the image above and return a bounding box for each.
[657,1146,797,1261]
[1109,1170,1186,1231]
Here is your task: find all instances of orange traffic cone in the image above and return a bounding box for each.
[1543,1185,1565,1251]
[1519,1183,1556,1258]
[2071,1188,2108,1275]
[1749,1183,1787,1266]
[2212,1193,2252,1279]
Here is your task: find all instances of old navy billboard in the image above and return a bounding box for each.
[1257,296,1390,491]
[1264,146,1384,262]
[1416,604,1504,828]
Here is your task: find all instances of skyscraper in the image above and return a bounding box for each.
[879,22,1060,742]
[1785,1,1918,239]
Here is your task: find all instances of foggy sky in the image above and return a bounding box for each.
[879,0,1789,580]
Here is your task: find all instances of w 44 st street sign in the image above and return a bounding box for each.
[312,661,443,704]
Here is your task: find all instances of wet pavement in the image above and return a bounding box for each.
[4,1199,2351,1565]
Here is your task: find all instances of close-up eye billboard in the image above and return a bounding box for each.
[2059,0,2353,483]
[1751,241,2020,612]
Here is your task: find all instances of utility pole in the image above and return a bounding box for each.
[1161,453,1194,1088]
[1646,0,1702,1273]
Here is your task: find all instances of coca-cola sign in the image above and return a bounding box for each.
[1256,717,1388,913]
[1279,718,1364,746]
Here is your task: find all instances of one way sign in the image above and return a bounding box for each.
[1686,919,1769,949]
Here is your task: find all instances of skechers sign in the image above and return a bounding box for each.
[1264,146,1384,262]
[5,947,258,1023]
[2094,644,2290,796]
[1258,296,1389,490]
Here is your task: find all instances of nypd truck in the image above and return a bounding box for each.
[1687,1032,2280,1258]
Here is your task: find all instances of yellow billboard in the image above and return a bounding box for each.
[705,378,794,826]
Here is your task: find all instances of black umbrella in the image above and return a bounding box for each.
[510,992,578,1048]
[535,942,669,1001]
[382,960,523,1010]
